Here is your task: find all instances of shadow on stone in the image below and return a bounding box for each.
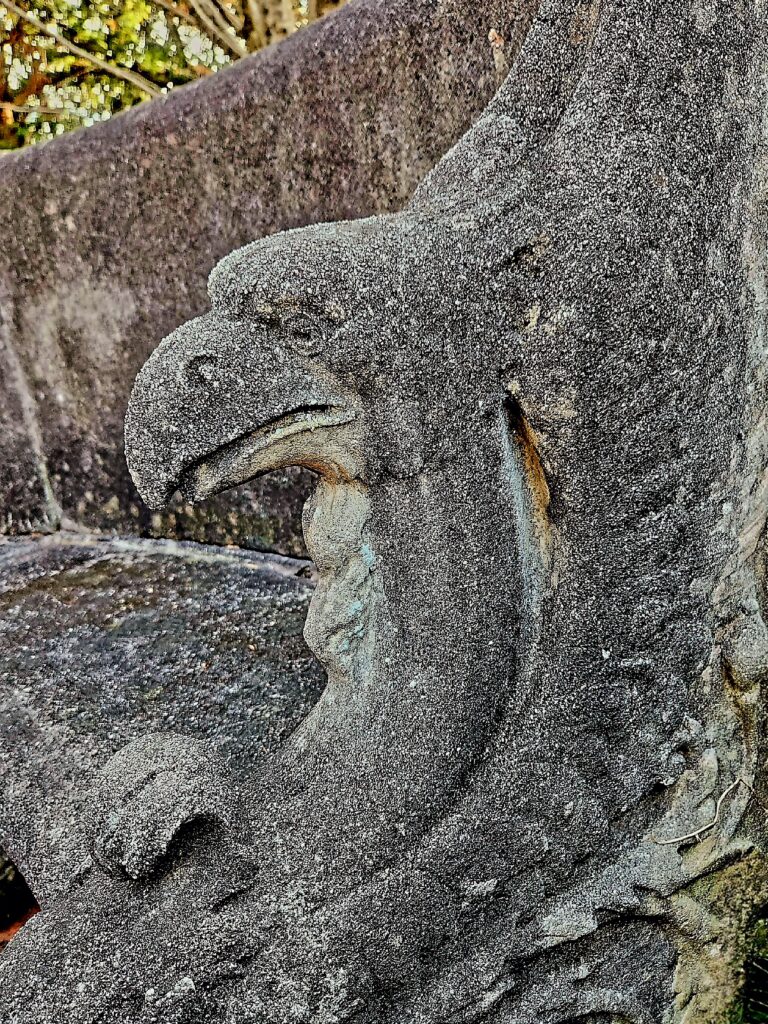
[0,851,38,951]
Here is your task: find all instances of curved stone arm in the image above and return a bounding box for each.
[85,734,240,882]
[3,2,768,1022]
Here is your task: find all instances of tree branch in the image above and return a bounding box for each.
[2,1,162,98]
[150,0,199,27]
[242,0,267,51]
[0,101,72,118]
[200,0,243,41]
[211,0,244,32]
[188,0,247,58]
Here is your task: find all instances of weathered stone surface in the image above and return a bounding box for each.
[0,534,323,901]
[0,0,535,551]
[3,0,768,1021]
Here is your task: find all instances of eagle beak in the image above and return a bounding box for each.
[125,312,364,511]
[178,404,362,503]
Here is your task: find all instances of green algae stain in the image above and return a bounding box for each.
[726,920,768,1023]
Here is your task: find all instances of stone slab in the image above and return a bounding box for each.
[0,533,323,900]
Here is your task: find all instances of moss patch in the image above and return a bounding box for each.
[725,920,768,1022]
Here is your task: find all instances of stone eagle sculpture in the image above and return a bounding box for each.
[2,1,768,1022]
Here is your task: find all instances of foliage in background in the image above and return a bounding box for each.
[0,0,344,148]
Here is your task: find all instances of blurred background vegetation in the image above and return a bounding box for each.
[0,0,344,149]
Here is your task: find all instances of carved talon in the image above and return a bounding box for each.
[88,734,234,881]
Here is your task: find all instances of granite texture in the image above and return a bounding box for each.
[2,0,768,1021]
[0,0,536,552]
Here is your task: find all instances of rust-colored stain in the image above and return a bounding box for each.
[506,397,552,521]
[514,415,551,522]
[0,906,38,949]
[504,392,556,573]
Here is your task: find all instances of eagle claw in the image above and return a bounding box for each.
[87,733,234,881]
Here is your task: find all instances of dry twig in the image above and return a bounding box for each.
[188,0,247,57]
[151,0,199,27]
[651,778,754,846]
[0,100,71,117]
